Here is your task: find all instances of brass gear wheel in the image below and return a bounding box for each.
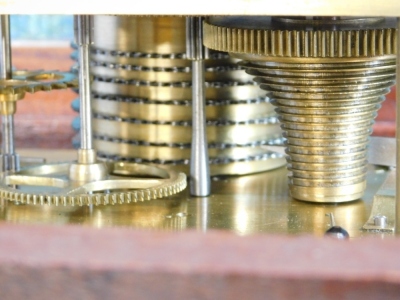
[203,17,397,59]
[0,161,187,206]
[0,70,77,95]
[0,70,78,115]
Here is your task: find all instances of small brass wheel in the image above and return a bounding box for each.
[0,70,78,115]
[0,162,187,206]
[0,70,77,95]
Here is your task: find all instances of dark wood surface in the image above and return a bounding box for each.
[0,223,399,300]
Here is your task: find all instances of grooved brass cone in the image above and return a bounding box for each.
[202,16,398,201]
[242,57,395,202]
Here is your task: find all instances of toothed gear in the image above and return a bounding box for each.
[203,17,397,59]
[0,162,187,206]
[0,70,78,95]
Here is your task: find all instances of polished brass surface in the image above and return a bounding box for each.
[94,139,273,161]
[92,79,264,101]
[68,149,108,183]
[90,62,254,83]
[204,17,396,203]
[92,97,275,122]
[0,92,23,115]
[0,150,389,239]
[93,117,281,145]
[97,149,287,177]
[93,16,186,53]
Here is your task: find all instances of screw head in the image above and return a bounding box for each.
[325,226,350,240]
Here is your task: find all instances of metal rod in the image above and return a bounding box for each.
[190,59,211,196]
[196,197,209,233]
[186,17,211,197]
[0,15,17,172]
[0,15,12,79]
[395,17,400,235]
[1,115,14,155]
[75,15,93,150]
[0,112,17,171]
[326,213,336,227]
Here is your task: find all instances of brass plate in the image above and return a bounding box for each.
[0,150,389,239]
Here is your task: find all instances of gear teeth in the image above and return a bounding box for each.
[0,71,78,95]
[118,194,124,204]
[41,84,52,92]
[86,196,91,206]
[134,193,139,203]
[46,195,51,205]
[110,194,116,205]
[141,192,145,201]
[104,194,110,205]
[124,193,130,203]
[0,166,187,206]
[203,22,397,58]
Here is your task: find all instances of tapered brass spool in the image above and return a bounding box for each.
[204,16,397,202]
